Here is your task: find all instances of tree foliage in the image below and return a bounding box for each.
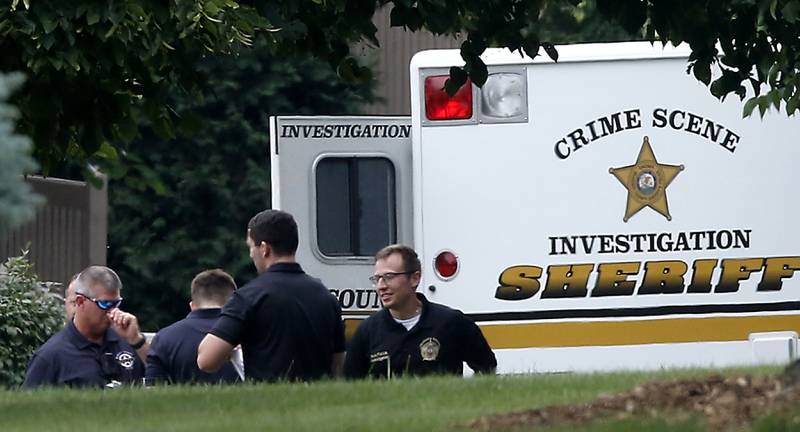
[0,0,371,176]
[0,251,63,388]
[2,1,797,179]
[388,0,800,118]
[107,40,373,330]
[0,72,42,230]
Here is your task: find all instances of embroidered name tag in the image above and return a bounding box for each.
[370,351,389,363]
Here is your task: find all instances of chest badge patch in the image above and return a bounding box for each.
[115,351,136,370]
[419,337,441,361]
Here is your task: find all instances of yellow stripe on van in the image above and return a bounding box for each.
[480,315,800,349]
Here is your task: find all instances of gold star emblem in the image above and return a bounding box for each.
[609,136,684,222]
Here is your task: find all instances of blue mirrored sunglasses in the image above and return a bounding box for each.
[76,293,123,310]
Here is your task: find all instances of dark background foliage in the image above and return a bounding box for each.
[107,39,374,330]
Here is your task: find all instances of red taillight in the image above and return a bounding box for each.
[424,75,473,121]
[434,251,459,279]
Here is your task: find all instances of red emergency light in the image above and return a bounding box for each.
[424,75,473,121]
[434,250,459,279]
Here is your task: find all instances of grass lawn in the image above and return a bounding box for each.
[0,367,784,432]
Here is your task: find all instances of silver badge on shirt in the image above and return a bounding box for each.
[419,337,440,361]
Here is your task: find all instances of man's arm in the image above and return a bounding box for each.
[144,335,170,385]
[197,334,235,373]
[343,325,370,379]
[461,317,497,375]
[331,311,346,378]
[331,352,345,378]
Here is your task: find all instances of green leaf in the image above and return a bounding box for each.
[743,97,759,118]
[86,8,101,25]
[95,142,119,161]
[782,0,800,22]
[758,95,769,117]
[521,37,540,60]
[692,60,711,85]
[41,16,58,34]
[468,59,488,87]
[542,42,559,62]
[787,95,800,115]
[444,69,467,96]
[450,66,468,82]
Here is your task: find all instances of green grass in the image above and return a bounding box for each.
[0,367,783,432]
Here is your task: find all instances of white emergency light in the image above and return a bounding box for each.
[479,70,528,123]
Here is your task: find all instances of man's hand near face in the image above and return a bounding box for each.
[108,309,149,362]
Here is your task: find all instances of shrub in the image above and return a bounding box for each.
[0,251,63,388]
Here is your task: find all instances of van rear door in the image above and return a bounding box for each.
[269,116,412,334]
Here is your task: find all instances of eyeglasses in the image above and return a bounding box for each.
[76,293,123,311]
[368,272,415,285]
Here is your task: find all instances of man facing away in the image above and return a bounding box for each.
[24,266,148,388]
[198,209,345,381]
[344,244,497,379]
[146,269,240,385]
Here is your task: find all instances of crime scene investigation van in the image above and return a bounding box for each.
[270,41,800,374]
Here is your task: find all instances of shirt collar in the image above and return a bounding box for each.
[381,292,431,330]
[187,308,222,319]
[415,293,432,327]
[266,262,304,274]
[65,320,119,349]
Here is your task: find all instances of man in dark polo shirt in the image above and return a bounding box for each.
[146,269,240,384]
[197,209,345,381]
[23,266,147,388]
[344,244,497,379]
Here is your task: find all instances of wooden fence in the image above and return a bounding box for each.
[0,176,107,288]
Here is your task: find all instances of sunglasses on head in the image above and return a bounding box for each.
[76,293,123,310]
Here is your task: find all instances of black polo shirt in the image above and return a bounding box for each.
[343,293,497,379]
[146,308,240,385]
[210,262,345,382]
[22,321,144,388]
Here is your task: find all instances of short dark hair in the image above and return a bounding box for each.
[248,209,299,256]
[375,244,421,274]
[191,269,236,305]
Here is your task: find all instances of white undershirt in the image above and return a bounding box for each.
[393,313,421,331]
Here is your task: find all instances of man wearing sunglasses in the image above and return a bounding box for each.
[23,266,146,388]
[343,244,496,379]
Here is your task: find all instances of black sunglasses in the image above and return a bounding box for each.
[76,293,123,311]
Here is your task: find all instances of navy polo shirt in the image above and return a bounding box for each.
[22,321,145,388]
[146,308,240,385]
[343,293,497,379]
[210,262,345,382]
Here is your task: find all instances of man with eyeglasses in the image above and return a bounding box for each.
[23,266,147,388]
[198,209,345,381]
[343,244,496,379]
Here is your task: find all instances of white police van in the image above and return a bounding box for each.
[270,41,800,374]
